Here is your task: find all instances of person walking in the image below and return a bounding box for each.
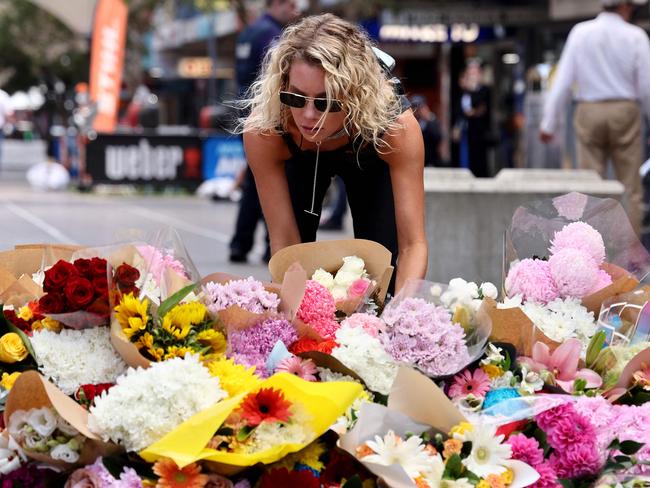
[539,0,650,234]
[0,88,14,172]
[229,0,299,263]
[410,95,442,167]
[240,14,428,292]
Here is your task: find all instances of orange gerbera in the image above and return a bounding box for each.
[153,458,208,488]
[239,387,292,427]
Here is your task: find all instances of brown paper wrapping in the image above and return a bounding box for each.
[581,263,639,317]
[478,298,561,357]
[4,370,121,468]
[298,350,365,384]
[268,239,393,304]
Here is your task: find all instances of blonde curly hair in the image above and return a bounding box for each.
[240,13,403,151]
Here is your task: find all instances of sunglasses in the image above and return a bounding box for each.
[279,91,343,113]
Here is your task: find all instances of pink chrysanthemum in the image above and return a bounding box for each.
[549,443,603,479]
[297,280,339,339]
[507,434,544,467]
[136,245,189,285]
[530,462,561,488]
[448,368,491,399]
[549,221,606,265]
[505,258,559,303]
[340,313,384,337]
[276,356,318,381]
[589,269,613,294]
[548,248,599,298]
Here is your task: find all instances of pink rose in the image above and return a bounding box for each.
[64,468,103,488]
[348,278,371,298]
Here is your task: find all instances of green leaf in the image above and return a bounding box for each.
[342,476,362,488]
[586,330,606,368]
[157,283,197,319]
[442,454,463,479]
[236,425,255,442]
[502,350,511,371]
[613,455,631,464]
[619,440,644,455]
[573,378,587,393]
[558,479,574,488]
[608,439,621,450]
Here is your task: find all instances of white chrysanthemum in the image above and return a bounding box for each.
[461,424,512,477]
[362,430,432,479]
[31,327,128,395]
[521,297,596,350]
[331,324,399,394]
[89,354,226,451]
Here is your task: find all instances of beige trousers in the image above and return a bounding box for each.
[574,100,643,234]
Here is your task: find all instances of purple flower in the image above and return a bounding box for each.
[529,462,561,488]
[204,277,280,315]
[2,464,57,488]
[549,443,602,479]
[506,433,544,467]
[380,297,470,376]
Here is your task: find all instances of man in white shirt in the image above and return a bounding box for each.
[540,0,650,234]
[0,89,13,172]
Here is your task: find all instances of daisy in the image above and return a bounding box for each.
[276,356,318,381]
[239,387,292,427]
[448,369,491,399]
[153,458,208,488]
[360,430,433,479]
[461,424,512,477]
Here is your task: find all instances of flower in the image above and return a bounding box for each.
[38,292,66,314]
[63,277,95,310]
[0,432,24,475]
[259,468,320,488]
[360,430,433,479]
[448,369,491,399]
[0,372,21,390]
[339,256,366,275]
[548,248,599,299]
[272,441,326,471]
[348,278,371,298]
[31,327,127,395]
[296,280,339,339]
[481,344,505,366]
[549,221,606,265]
[480,282,499,300]
[136,245,188,285]
[206,358,260,397]
[0,333,28,363]
[289,337,338,355]
[529,462,561,488]
[43,260,79,292]
[161,302,207,340]
[2,463,58,487]
[203,277,280,316]
[519,339,602,392]
[239,387,292,427]
[633,363,650,390]
[518,366,544,394]
[195,329,227,356]
[505,259,559,304]
[276,357,318,381]
[443,438,463,459]
[340,313,384,337]
[506,434,544,467]
[520,297,596,345]
[548,443,602,479]
[114,294,150,340]
[65,467,104,487]
[153,458,208,488]
[461,424,512,477]
[89,354,226,451]
[589,269,613,294]
[312,268,334,289]
[481,364,503,380]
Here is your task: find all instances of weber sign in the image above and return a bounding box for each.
[87,134,203,188]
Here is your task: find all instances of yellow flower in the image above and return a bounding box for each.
[487,473,506,488]
[0,372,21,390]
[162,302,208,341]
[114,294,149,340]
[500,468,514,485]
[481,364,503,379]
[148,346,165,362]
[196,329,227,355]
[32,317,62,332]
[361,481,376,488]
[134,332,154,351]
[17,305,33,321]
[0,333,28,363]
[273,441,325,471]
[207,357,260,397]
[164,346,195,360]
[477,481,490,488]
[449,421,474,437]
[442,438,463,459]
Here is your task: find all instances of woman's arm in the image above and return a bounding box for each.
[243,131,302,255]
[382,110,429,292]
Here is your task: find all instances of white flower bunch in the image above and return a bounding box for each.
[520,297,596,347]
[0,431,25,475]
[8,407,82,463]
[89,354,226,451]
[30,327,128,395]
[312,256,371,301]
[438,278,498,314]
[331,323,399,395]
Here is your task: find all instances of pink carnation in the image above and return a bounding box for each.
[340,313,384,337]
[507,434,544,467]
[589,269,613,294]
[548,248,599,298]
[505,258,559,303]
[297,280,339,339]
[549,221,606,265]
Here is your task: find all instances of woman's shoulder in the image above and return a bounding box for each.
[380,109,424,166]
[243,129,292,160]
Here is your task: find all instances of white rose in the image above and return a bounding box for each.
[480,282,498,300]
[331,285,348,301]
[339,256,365,275]
[334,270,359,288]
[312,268,334,290]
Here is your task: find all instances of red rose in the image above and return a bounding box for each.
[43,260,79,292]
[75,383,113,408]
[90,257,108,278]
[92,276,109,297]
[114,263,140,285]
[38,292,65,314]
[64,277,94,310]
[3,310,32,334]
[73,258,93,278]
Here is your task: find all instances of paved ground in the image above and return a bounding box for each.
[0,177,352,281]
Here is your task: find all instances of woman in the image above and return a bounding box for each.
[241,13,427,292]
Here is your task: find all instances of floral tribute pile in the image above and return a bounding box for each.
[0,193,650,487]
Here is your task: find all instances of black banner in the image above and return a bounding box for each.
[86,133,204,188]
